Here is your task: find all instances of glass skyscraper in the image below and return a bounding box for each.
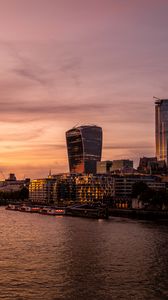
[155,99,168,164]
[66,125,102,174]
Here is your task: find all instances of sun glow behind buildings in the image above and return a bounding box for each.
[0,0,167,178]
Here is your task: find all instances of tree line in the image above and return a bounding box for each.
[132,181,168,210]
[0,187,29,205]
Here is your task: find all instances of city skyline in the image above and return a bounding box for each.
[0,0,168,178]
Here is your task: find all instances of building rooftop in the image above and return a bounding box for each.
[155,99,168,105]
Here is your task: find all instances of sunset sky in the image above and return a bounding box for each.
[0,0,168,179]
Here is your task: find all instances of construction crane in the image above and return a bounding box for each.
[153,96,161,100]
[0,170,6,180]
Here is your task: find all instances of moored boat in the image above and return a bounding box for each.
[39,207,65,216]
[19,206,32,212]
[30,207,41,213]
[65,204,109,219]
[6,204,20,211]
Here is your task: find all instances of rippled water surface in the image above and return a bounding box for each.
[0,207,168,300]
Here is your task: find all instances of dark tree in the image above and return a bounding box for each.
[132,181,150,198]
[19,186,29,201]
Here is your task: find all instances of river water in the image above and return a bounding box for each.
[0,207,168,300]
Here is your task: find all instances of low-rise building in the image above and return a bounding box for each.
[74,174,114,203]
[97,161,113,174]
[113,174,165,198]
[111,160,133,172]
[28,173,166,207]
[0,173,30,193]
[29,178,56,204]
[53,174,115,205]
[53,174,76,206]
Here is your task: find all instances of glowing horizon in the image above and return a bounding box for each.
[0,0,167,179]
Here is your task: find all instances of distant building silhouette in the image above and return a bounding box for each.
[66,125,102,174]
[155,99,168,164]
[97,161,113,174]
[97,160,134,174]
[111,160,133,172]
[138,156,167,174]
[138,157,157,174]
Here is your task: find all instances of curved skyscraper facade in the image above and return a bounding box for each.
[155,99,168,164]
[66,125,102,174]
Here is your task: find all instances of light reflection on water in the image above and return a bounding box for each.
[0,207,168,300]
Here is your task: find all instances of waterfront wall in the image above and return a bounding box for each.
[109,208,168,220]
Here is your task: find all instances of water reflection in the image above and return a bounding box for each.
[0,208,168,299]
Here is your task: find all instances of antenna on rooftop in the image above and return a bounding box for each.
[73,123,79,128]
[48,169,52,178]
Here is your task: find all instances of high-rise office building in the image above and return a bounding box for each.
[66,125,102,174]
[155,99,168,164]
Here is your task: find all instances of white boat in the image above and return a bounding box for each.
[39,208,65,216]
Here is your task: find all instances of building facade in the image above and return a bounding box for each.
[53,174,114,205]
[29,178,56,204]
[66,125,102,174]
[138,157,157,174]
[113,174,165,198]
[75,174,114,203]
[111,160,133,172]
[29,173,166,207]
[0,173,30,193]
[97,160,113,174]
[138,157,167,174]
[53,174,76,206]
[155,99,168,164]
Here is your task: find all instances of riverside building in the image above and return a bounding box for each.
[66,125,102,174]
[29,174,114,205]
[53,174,115,205]
[0,173,30,192]
[29,173,166,207]
[113,174,165,198]
[29,178,56,204]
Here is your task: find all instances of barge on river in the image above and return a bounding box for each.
[6,204,65,216]
[65,204,109,219]
[6,204,108,219]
